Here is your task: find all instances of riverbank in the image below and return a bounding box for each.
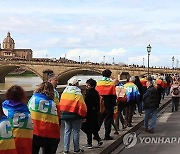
[7,70,37,77]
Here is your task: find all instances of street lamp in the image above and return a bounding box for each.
[113,57,114,64]
[79,56,80,62]
[176,59,179,68]
[147,44,151,76]
[172,56,175,69]
[143,57,145,67]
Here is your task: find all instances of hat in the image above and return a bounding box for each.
[68,78,81,85]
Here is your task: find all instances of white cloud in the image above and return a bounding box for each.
[33,49,48,58]
[63,48,128,64]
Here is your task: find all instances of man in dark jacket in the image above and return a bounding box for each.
[143,79,160,133]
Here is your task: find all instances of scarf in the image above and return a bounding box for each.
[60,86,87,117]
[28,93,60,139]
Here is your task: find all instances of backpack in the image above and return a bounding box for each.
[173,87,179,95]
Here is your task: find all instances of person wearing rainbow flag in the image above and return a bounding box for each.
[0,102,17,154]
[48,74,61,154]
[96,69,116,140]
[28,82,60,154]
[60,78,87,154]
[2,85,33,154]
[124,76,140,127]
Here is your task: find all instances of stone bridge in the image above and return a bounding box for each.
[0,60,179,85]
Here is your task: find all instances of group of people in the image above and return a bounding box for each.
[0,70,180,154]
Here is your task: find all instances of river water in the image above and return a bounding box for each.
[0,75,102,91]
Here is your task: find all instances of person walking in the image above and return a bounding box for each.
[124,76,140,127]
[28,82,60,154]
[60,78,87,154]
[113,79,126,130]
[143,78,160,133]
[81,78,103,149]
[0,102,17,154]
[48,74,61,153]
[134,76,144,116]
[170,81,180,112]
[96,69,116,140]
[2,85,33,154]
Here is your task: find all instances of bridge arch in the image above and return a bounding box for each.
[58,68,102,85]
[0,64,43,83]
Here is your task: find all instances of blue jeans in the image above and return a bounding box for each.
[144,108,157,129]
[64,119,82,152]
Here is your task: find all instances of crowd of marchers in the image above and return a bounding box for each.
[0,70,180,154]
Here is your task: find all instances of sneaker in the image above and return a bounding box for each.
[73,149,84,154]
[104,136,113,140]
[63,151,69,154]
[97,140,103,146]
[114,131,119,135]
[128,124,133,127]
[83,144,93,149]
[148,128,154,133]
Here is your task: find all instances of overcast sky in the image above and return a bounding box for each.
[0,0,180,68]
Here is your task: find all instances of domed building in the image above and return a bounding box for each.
[0,32,32,60]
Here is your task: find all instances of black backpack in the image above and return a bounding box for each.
[173,87,179,95]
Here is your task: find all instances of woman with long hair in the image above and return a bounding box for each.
[28,82,60,154]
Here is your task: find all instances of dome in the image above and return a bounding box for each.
[3,32,15,44]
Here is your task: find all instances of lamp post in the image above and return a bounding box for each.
[176,59,179,68]
[172,56,175,68]
[147,44,151,76]
[143,57,145,67]
[103,56,105,68]
[113,57,114,64]
[79,56,80,62]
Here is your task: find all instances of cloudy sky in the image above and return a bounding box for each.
[0,0,180,68]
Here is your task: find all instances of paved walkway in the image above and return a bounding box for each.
[56,96,172,154]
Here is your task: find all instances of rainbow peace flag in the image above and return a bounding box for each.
[96,77,116,95]
[124,82,140,102]
[2,100,33,154]
[28,93,60,139]
[0,116,17,154]
[60,86,87,117]
[140,78,147,87]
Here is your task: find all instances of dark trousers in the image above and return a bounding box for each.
[172,97,179,111]
[125,102,135,126]
[98,96,115,137]
[32,135,57,154]
[81,112,101,144]
[115,102,126,129]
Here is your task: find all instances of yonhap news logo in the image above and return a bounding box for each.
[123,132,137,148]
[123,132,180,148]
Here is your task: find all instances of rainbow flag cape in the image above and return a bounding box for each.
[60,86,87,117]
[28,93,60,139]
[2,100,33,154]
[96,77,116,95]
[124,82,140,102]
[140,78,147,87]
[0,116,17,154]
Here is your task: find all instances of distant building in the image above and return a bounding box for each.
[0,32,32,60]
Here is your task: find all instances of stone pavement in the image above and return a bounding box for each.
[55,96,172,154]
